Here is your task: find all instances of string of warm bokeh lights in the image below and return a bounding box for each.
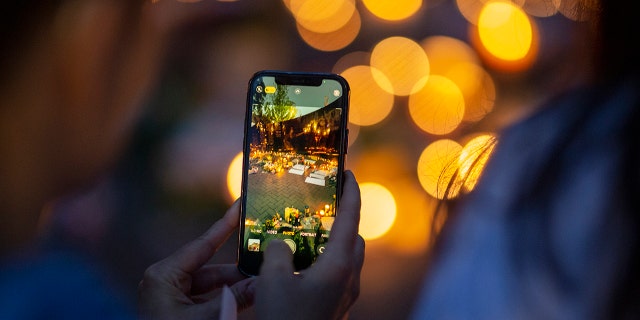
[155,0,591,244]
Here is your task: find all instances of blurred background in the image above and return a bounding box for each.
[45,0,597,319]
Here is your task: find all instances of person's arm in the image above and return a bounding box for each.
[255,170,366,320]
[137,200,255,320]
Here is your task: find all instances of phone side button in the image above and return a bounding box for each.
[344,128,349,154]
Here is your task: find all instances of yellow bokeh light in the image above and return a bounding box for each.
[290,0,356,33]
[370,36,430,96]
[408,75,465,135]
[361,0,422,21]
[421,35,480,75]
[477,1,533,61]
[227,152,243,201]
[417,139,463,200]
[455,0,526,24]
[340,65,394,126]
[458,133,497,192]
[383,181,437,254]
[296,8,361,52]
[359,182,397,240]
[445,62,495,122]
[455,0,485,25]
[420,36,494,122]
[348,147,432,253]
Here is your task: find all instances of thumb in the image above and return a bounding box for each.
[260,239,295,276]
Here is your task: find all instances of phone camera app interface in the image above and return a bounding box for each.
[244,75,344,269]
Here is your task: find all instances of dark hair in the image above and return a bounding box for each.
[597,0,640,82]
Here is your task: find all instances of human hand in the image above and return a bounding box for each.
[254,170,366,320]
[137,201,255,320]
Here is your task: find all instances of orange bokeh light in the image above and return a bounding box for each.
[340,65,395,126]
[359,182,397,240]
[470,0,539,72]
[290,0,356,33]
[445,62,495,122]
[458,133,497,192]
[296,8,361,52]
[417,139,463,200]
[361,0,422,21]
[478,1,532,61]
[421,36,495,122]
[370,36,430,96]
[226,152,243,201]
[408,75,465,135]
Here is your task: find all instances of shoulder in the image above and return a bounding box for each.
[504,78,639,147]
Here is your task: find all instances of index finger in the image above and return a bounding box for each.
[320,170,361,261]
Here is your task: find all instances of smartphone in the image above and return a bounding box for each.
[237,70,350,276]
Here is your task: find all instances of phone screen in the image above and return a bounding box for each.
[237,71,350,276]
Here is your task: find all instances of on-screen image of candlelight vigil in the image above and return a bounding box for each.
[243,81,345,269]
